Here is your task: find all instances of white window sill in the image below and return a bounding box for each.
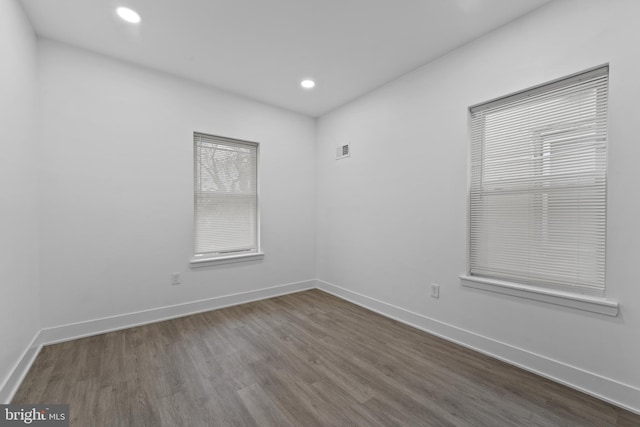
[190,252,264,268]
[459,275,619,317]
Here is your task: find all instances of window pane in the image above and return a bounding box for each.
[194,133,258,256]
[469,67,608,293]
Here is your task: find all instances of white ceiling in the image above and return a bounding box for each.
[20,0,552,117]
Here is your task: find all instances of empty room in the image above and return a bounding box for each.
[2,0,639,425]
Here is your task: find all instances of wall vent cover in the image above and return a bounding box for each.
[336,143,350,160]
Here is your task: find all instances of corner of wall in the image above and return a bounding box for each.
[0,0,42,404]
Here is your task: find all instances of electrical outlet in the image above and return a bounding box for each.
[171,272,181,286]
[431,283,440,299]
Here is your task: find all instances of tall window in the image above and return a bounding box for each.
[468,66,608,295]
[193,133,259,260]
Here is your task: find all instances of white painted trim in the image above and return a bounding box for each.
[0,331,43,404]
[6,279,638,416]
[41,279,315,345]
[460,275,619,316]
[189,252,265,268]
[316,279,640,415]
[2,280,316,402]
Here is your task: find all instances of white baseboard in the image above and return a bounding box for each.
[0,331,43,404]
[5,278,639,416]
[41,279,317,345]
[317,279,640,415]
[2,279,316,403]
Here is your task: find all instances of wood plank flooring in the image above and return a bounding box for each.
[13,289,640,426]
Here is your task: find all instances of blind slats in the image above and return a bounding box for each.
[469,67,608,293]
[194,133,259,256]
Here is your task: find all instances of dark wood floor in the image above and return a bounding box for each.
[13,289,640,426]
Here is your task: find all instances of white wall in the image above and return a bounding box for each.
[0,0,40,401]
[38,40,317,329]
[317,0,640,411]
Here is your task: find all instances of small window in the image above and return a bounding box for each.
[468,66,608,295]
[192,133,260,262]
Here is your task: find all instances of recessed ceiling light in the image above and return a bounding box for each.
[300,79,316,89]
[116,7,141,24]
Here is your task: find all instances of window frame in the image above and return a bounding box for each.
[190,132,263,268]
[459,66,618,316]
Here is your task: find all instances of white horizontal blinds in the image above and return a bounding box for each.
[469,67,608,293]
[194,133,258,256]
